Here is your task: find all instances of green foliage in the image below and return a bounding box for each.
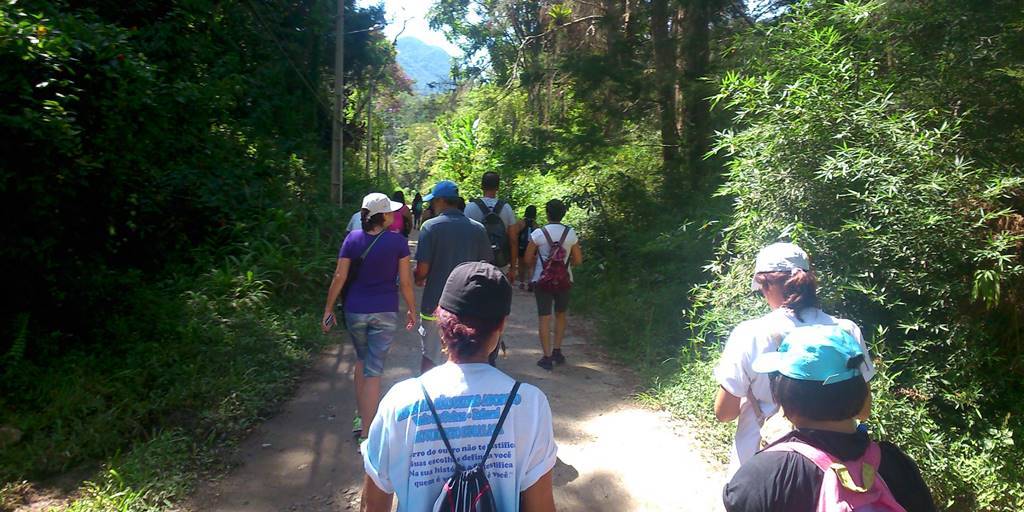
[0,0,391,359]
[691,2,1024,508]
[0,0,399,505]
[0,205,341,483]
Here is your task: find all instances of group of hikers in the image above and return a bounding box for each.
[319,171,936,511]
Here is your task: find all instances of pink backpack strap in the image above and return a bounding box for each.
[764,442,837,472]
[862,440,882,468]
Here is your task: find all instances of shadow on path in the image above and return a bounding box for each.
[187,235,725,511]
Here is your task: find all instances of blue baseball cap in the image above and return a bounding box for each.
[423,180,459,201]
[751,325,865,385]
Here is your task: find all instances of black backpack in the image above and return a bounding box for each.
[420,380,521,512]
[473,198,510,268]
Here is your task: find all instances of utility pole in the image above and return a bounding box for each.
[330,0,344,206]
[365,77,374,176]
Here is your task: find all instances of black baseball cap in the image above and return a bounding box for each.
[439,262,512,320]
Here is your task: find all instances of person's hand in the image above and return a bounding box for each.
[405,310,416,331]
[322,310,337,333]
[415,277,426,287]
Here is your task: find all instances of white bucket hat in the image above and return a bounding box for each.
[361,192,403,217]
[751,242,810,291]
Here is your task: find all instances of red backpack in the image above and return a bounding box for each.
[764,441,908,512]
[537,226,572,293]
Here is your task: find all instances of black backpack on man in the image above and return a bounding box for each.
[472,198,510,268]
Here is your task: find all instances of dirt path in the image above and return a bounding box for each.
[188,239,726,511]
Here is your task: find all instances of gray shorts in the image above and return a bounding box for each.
[535,288,570,316]
[418,316,445,365]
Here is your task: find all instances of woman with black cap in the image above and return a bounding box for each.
[359,262,557,512]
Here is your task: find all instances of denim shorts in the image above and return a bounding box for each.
[345,312,398,377]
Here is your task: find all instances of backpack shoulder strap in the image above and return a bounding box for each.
[540,226,555,246]
[480,381,521,464]
[472,198,490,213]
[419,380,463,470]
[746,388,766,425]
[494,200,506,216]
[556,225,569,245]
[743,328,785,425]
[862,440,882,468]
[764,441,837,472]
[359,232,384,260]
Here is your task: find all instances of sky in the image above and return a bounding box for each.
[357,0,462,56]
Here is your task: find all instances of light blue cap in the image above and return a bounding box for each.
[751,325,864,385]
[423,180,459,201]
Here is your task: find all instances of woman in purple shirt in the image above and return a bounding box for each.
[322,193,417,443]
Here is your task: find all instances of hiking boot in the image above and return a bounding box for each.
[536,356,553,371]
[552,349,566,366]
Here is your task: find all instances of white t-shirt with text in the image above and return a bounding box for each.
[362,363,558,512]
[530,224,578,283]
[713,307,876,477]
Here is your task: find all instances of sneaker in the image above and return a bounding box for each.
[552,349,566,366]
[352,414,363,437]
[536,356,553,371]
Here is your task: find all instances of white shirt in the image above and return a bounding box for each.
[530,224,578,283]
[346,211,362,232]
[362,363,558,512]
[713,307,876,477]
[464,197,517,228]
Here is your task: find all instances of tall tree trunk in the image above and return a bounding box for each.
[679,0,711,188]
[650,0,682,188]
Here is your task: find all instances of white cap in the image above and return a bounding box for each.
[361,192,403,217]
[751,242,810,291]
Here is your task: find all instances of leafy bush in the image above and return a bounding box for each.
[0,204,343,482]
[689,2,1024,509]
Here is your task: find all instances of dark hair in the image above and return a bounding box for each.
[360,208,386,231]
[545,199,567,223]
[754,269,819,316]
[413,192,422,203]
[393,190,406,203]
[770,354,868,421]
[481,171,500,190]
[456,196,466,212]
[524,205,537,220]
[436,307,503,360]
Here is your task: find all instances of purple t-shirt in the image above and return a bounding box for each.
[338,230,411,314]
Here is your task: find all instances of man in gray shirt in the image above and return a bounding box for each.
[414,180,493,373]
[464,171,519,281]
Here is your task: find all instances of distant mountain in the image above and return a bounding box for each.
[396,37,453,95]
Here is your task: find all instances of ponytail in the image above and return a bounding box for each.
[781,268,818,314]
[754,269,819,319]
